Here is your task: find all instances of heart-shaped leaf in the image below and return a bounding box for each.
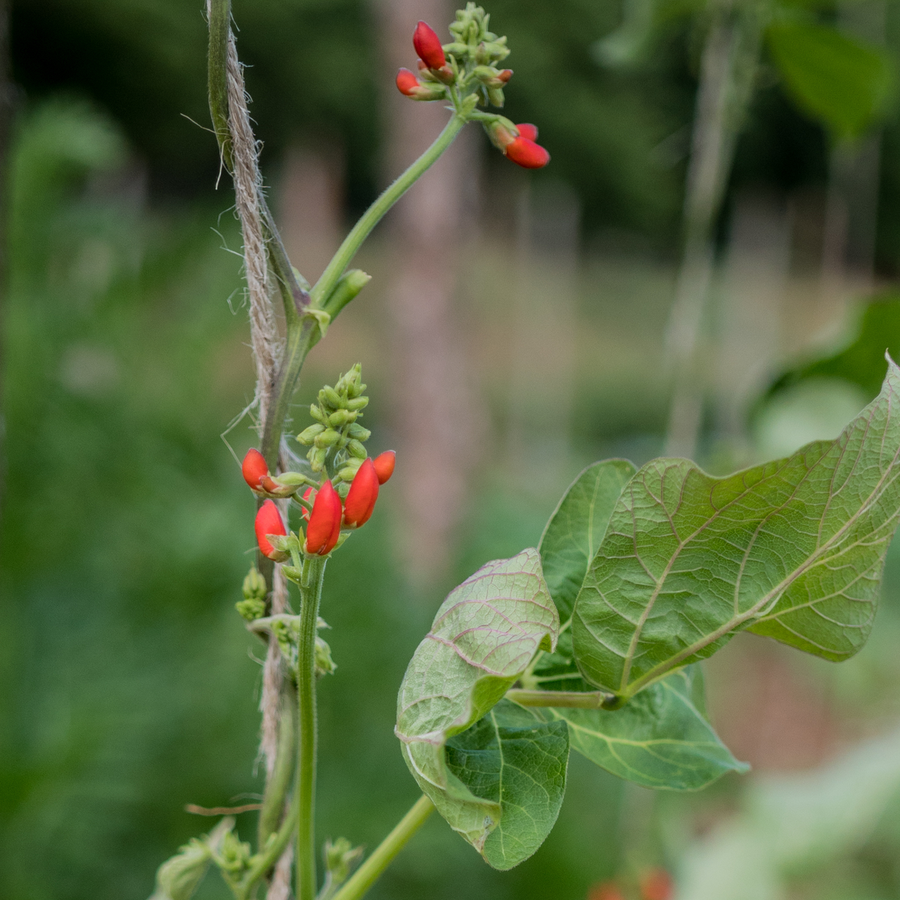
[574,358,900,700]
[442,700,569,870]
[396,550,560,867]
[540,459,638,622]
[538,667,747,790]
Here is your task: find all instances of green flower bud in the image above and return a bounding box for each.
[315,635,336,677]
[345,397,369,411]
[347,440,367,459]
[347,423,371,441]
[309,404,328,424]
[236,597,266,621]
[242,566,267,603]
[310,446,328,472]
[281,565,303,583]
[320,386,343,410]
[297,423,326,445]
[314,428,341,449]
[324,837,364,888]
[328,409,356,428]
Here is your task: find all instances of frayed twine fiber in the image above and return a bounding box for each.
[225,34,281,432]
[267,844,294,900]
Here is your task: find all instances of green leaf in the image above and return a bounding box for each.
[761,292,900,405]
[539,460,638,622]
[767,21,893,139]
[443,700,569,870]
[396,550,560,867]
[538,667,747,790]
[573,359,900,700]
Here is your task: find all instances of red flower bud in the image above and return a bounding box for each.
[306,480,342,555]
[413,20,446,69]
[343,458,380,528]
[255,499,288,561]
[640,869,673,900]
[498,69,513,84]
[396,68,445,100]
[516,122,538,142]
[372,450,396,485]
[242,448,269,490]
[396,67,420,96]
[505,136,550,169]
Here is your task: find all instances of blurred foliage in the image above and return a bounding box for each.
[761,292,900,402]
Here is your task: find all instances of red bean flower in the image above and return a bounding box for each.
[306,480,342,555]
[255,499,289,562]
[242,448,269,490]
[343,458,380,528]
[372,450,396,485]
[413,20,446,69]
[505,127,550,169]
[395,67,445,100]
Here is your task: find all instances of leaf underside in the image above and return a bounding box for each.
[536,462,744,790]
[574,358,900,698]
[538,667,747,790]
[396,550,561,868]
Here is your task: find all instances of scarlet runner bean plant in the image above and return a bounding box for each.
[150,4,900,899]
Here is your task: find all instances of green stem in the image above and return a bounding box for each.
[297,554,327,900]
[207,0,233,170]
[311,113,467,307]
[329,795,435,900]
[257,688,297,848]
[506,689,619,710]
[235,788,301,900]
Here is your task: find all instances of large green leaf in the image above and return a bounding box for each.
[767,21,893,139]
[539,460,638,622]
[539,667,747,790]
[534,462,743,790]
[574,359,900,700]
[396,550,560,867]
[443,700,569,870]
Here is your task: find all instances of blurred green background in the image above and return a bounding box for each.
[5,1,900,899]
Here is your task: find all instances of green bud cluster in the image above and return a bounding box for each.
[323,837,364,892]
[236,566,267,621]
[444,4,511,107]
[296,365,372,492]
[219,831,252,883]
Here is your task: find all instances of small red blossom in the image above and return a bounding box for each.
[306,480,342,555]
[396,67,420,96]
[242,448,269,490]
[255,500,288,562]
[515,122,538,142]
[587,883,625,900]
[640,869,674,900]
[343,458,380,528]
[372,450,396,485]
[505,135,550,169]
[413,20,446,69]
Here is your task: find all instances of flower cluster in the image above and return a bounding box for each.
[395,4,550,169]
[242,366,396,560]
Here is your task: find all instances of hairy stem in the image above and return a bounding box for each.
[311,114,467,307]
[330,795,435,900]
[297,555,327,900]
